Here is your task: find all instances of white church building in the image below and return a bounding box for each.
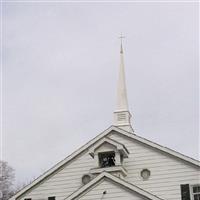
[11,42,200,200]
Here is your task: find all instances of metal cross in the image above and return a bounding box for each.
[119,34,125,44]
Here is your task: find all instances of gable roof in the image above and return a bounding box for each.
[89,137,129,158]
[10,126,200,200]
[65,172,163,200]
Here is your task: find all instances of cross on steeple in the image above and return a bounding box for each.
[119,34,125,53]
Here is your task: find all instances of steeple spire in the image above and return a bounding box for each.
[113,36,134,133]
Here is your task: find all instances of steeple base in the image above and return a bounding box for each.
[115,125,134,133]
[113,110,134,133]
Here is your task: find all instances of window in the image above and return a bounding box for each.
[48,197,55,200]
[82,174,91,185]
[98,151,115,168]
[192,185,200,200]
[141,169,151,180]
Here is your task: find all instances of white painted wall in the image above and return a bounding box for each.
[18,130,200,200]
[109,131,200,200]
[19,151,95,200]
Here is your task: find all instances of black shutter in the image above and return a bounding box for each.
[181,184,191,200]
[48,197,55,200]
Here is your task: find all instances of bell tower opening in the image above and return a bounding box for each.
[98,151,116,168]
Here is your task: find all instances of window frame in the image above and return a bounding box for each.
[190,184,200,200]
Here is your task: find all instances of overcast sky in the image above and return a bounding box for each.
[2,1,199,187]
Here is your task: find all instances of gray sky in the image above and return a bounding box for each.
[2,2,199,187]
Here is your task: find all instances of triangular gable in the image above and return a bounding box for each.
[10,126,200,200]
[89,137,129,158]
[65,172,163,200]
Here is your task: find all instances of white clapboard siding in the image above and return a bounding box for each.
[21,151,95,200]
[78,180,146,200]
[109,132,200,200]
[19,130,199,200]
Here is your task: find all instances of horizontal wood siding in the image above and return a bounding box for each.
[18,131,199,200]
[78,179,146,200]
[20,151,95,200]
[109,132,200,200]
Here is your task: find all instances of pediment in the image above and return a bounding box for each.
[89,137,129,158]
[65,172,163,200]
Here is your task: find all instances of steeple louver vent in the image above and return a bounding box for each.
[118,113,126,121]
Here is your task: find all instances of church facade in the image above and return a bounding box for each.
[10,43,200,200]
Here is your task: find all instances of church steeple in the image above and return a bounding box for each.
[113,37,134,133]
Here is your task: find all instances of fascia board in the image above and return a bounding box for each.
[112,126,200,167]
